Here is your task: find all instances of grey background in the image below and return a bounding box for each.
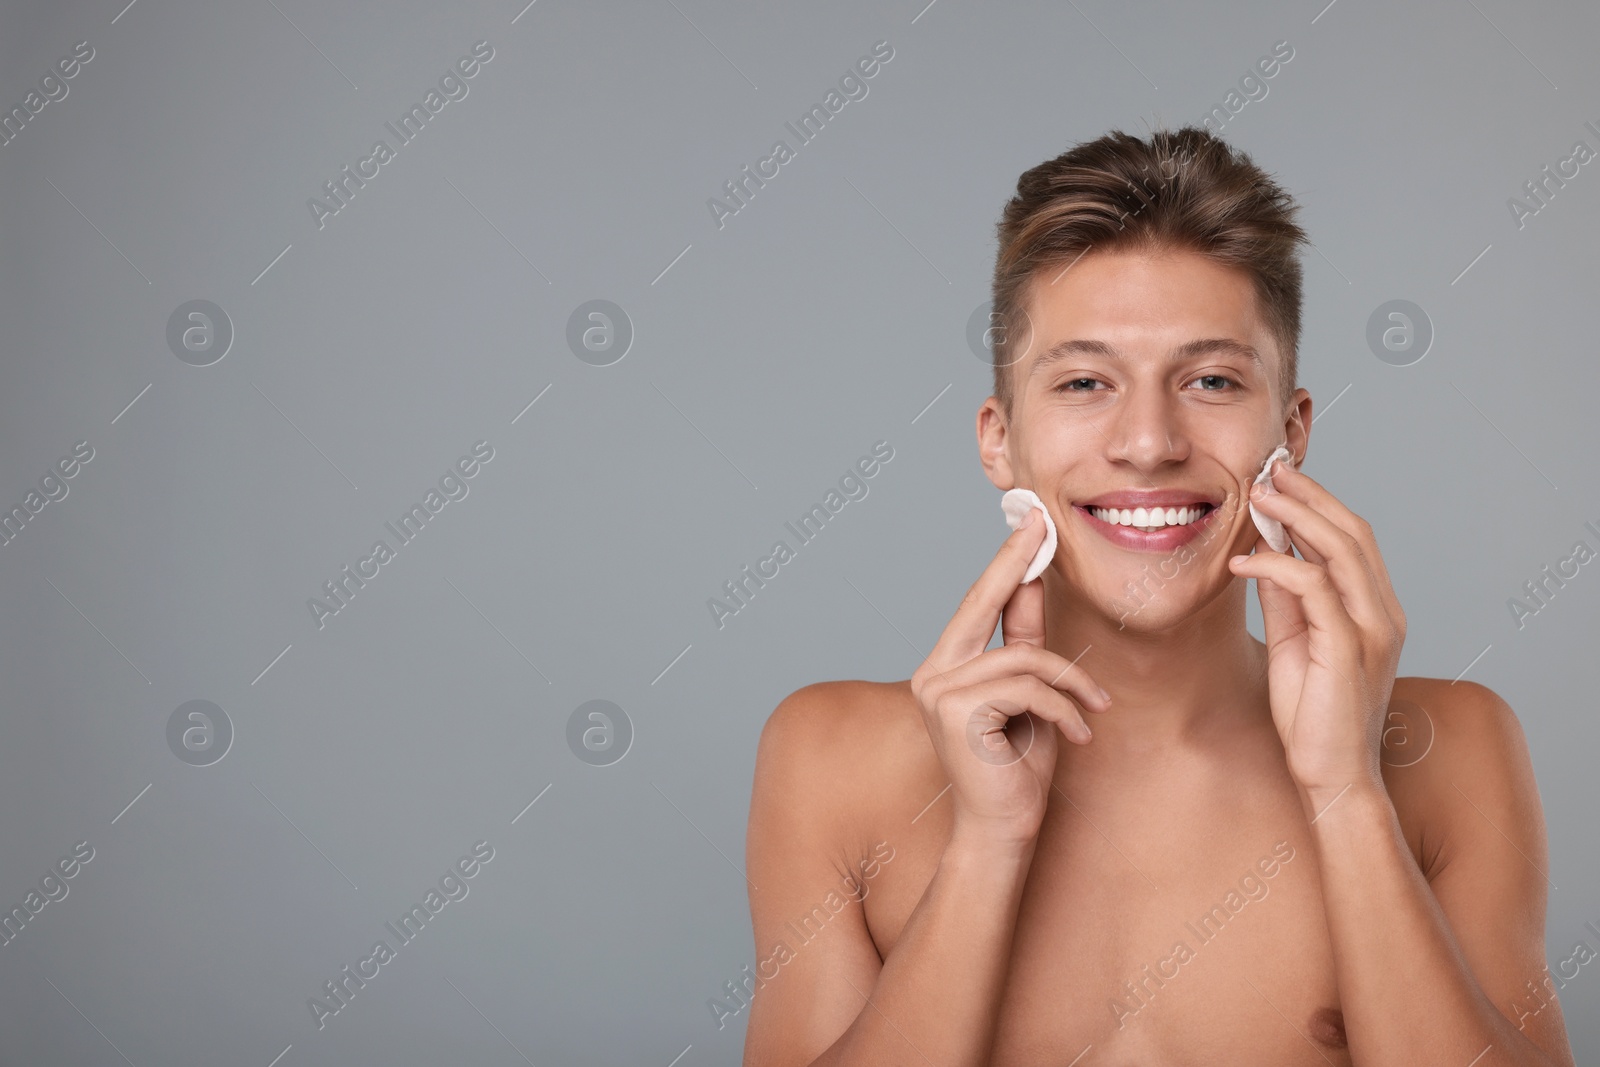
[1,0,1596,1063]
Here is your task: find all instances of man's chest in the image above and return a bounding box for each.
[863,781,1352,1064]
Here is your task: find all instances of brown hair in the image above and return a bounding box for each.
[989,125,1309,415]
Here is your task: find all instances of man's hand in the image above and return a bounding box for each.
[1227,459,1407,813]
[909,506,1112,846]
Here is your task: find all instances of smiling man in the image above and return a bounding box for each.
[741,127,1575,1065]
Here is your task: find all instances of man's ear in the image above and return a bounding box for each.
[977,396,1017,490]
[1283,386,1313,468]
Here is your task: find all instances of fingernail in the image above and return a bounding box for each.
[1098,686,1112,705]
[1020,509,1037,529]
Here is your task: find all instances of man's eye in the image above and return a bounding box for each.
[1192,375,1235,391]
[1055,378,1101,392]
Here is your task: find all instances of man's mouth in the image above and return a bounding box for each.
[1069,491,1227,551]
[1085,502,1215,533]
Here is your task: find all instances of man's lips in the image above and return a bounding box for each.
[1070,492,1226,554]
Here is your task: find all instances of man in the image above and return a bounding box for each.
[740,127,1575,1065]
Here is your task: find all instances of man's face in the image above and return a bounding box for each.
[978,248,1311,629]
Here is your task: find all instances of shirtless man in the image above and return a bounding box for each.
[740,128,1576,1065]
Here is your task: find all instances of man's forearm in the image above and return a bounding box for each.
[814,826,1034,1067]
[1309,784,1559,1066]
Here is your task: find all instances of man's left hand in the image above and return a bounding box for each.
[1227,459,1408,815]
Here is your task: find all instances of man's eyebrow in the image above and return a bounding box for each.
[1028,337,1265,375]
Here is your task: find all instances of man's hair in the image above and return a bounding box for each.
[989,125,1309,416]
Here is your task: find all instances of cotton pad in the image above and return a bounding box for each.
[1000,488,1058,584]
[1249,445,1295,554]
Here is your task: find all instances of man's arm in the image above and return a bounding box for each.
[1312,679,1574,1066]
[741,683,1038,1067]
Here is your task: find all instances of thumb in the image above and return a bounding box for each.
[1000,575,1046,648]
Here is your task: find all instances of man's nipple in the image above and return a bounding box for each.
[1307,1006,1347,1048]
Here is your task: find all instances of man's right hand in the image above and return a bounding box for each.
[909,505,1112,847]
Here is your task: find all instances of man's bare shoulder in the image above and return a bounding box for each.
[1382,676,1540,875]
[758,679,929,768]
[754,679,937,822]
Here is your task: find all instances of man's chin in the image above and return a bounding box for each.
[1091,575,1227,633]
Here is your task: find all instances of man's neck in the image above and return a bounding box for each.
[1038,580,1271,756]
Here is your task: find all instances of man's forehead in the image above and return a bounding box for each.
[1025,251,1259,323]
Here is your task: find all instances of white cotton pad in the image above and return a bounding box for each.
[1000,488,1058,584]
[1249,445,1295,554]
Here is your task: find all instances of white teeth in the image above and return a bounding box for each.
[1087,504,1209,529]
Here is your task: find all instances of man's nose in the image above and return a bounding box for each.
[1104,388,1188,469]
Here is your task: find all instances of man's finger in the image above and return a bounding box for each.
[1000,573,1045,649]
